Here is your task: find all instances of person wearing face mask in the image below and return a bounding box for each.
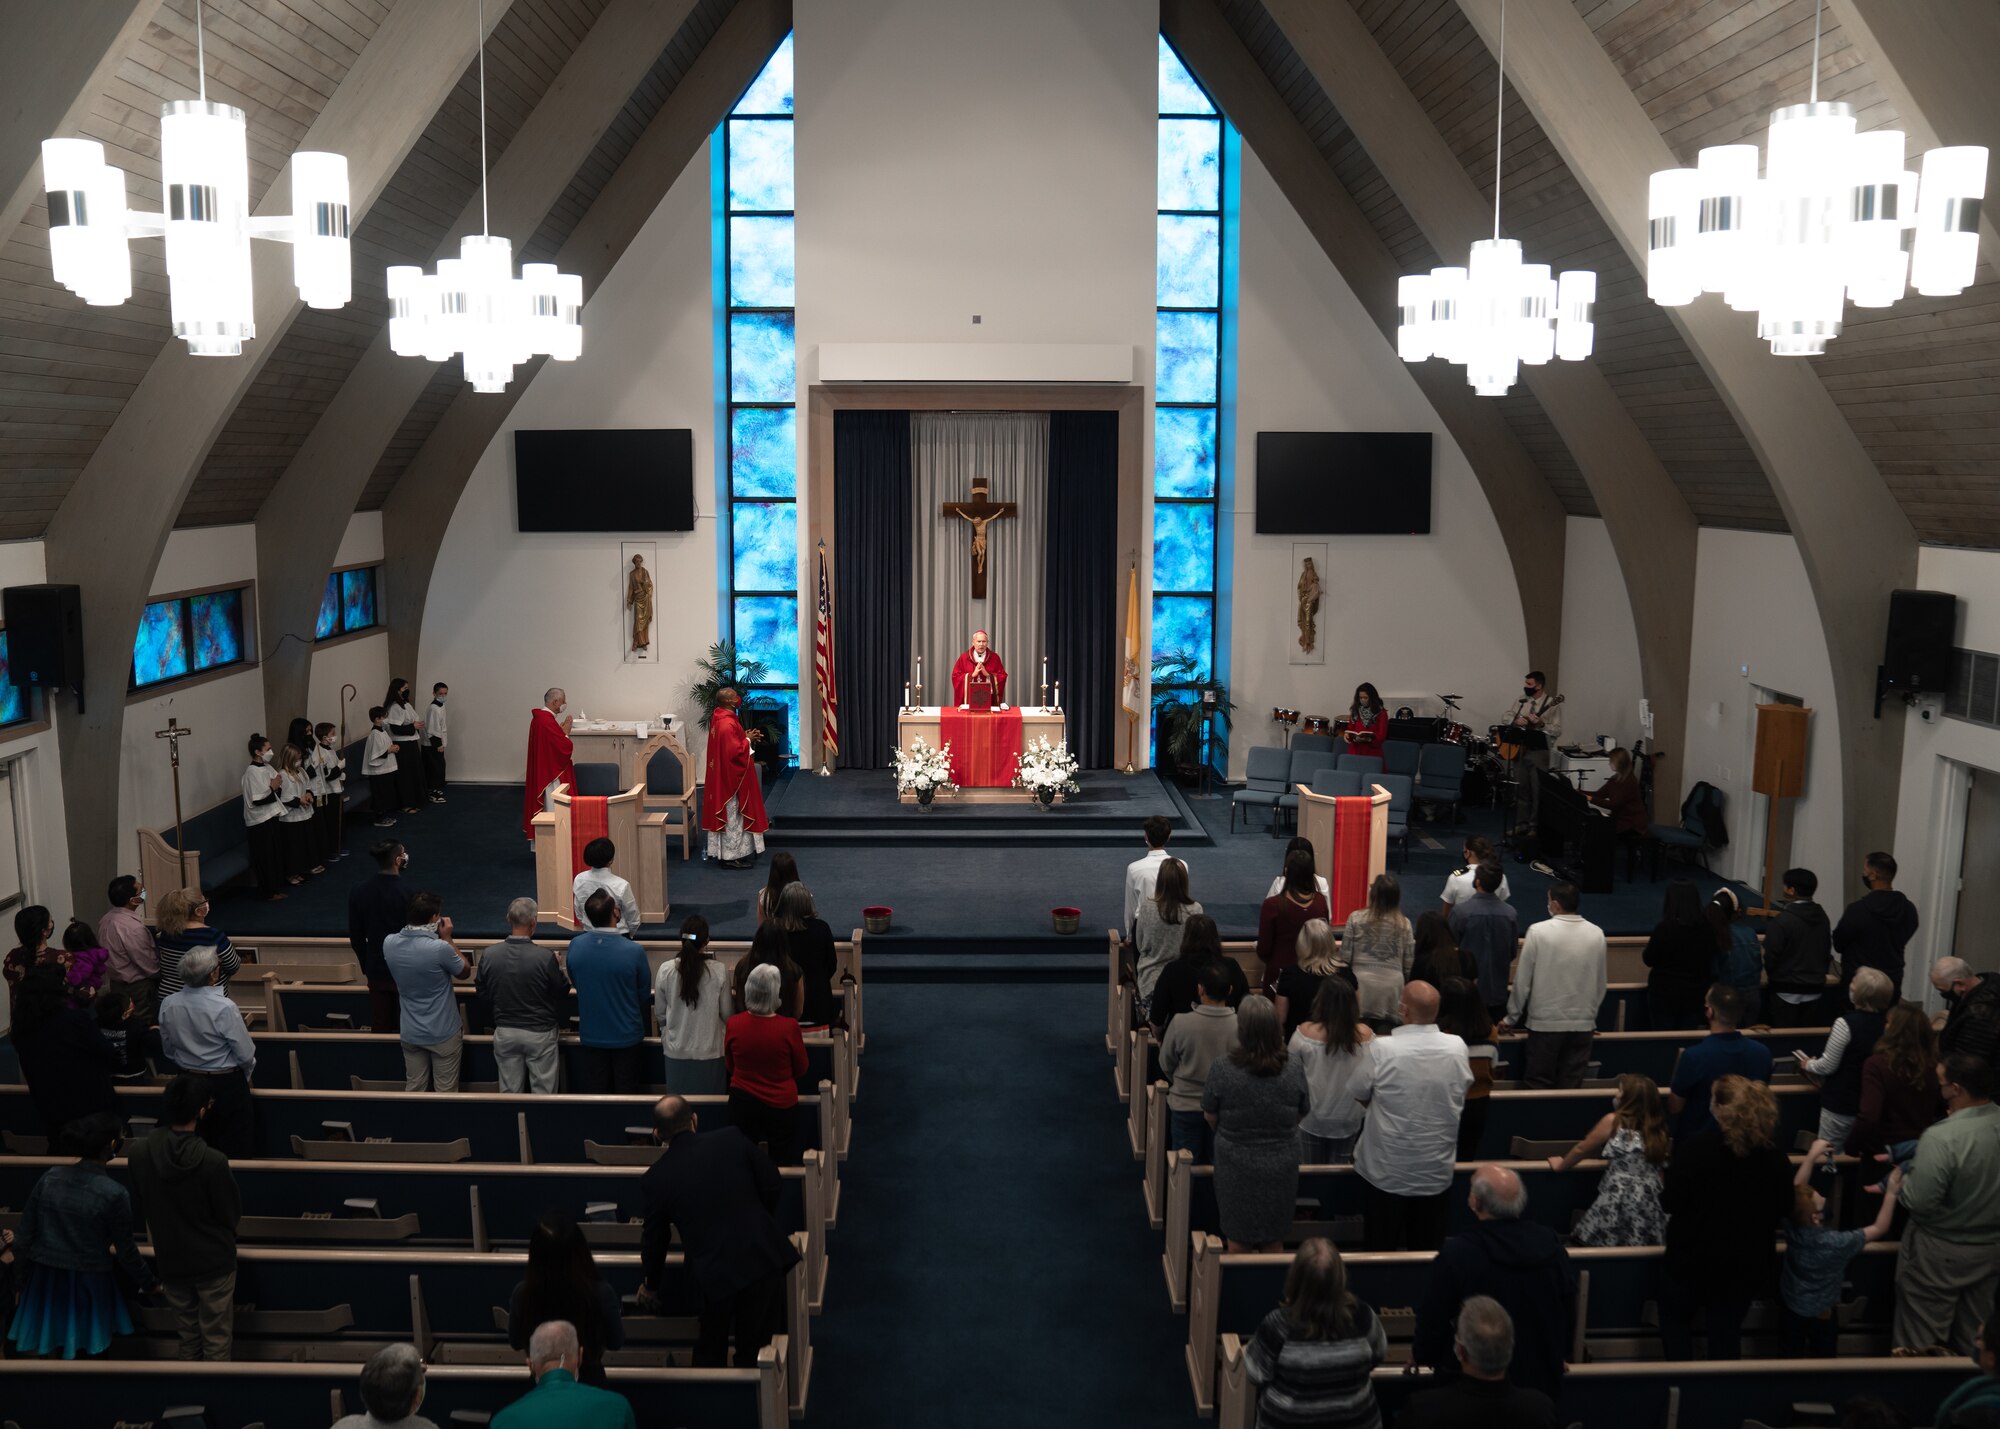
[349,841,412,1036]
[1834,850,1920,1003]
[1503,671,1563,839]
[1341,683,1387,759]
[382,679,425,816]
[240,734,287,902]
[97,875,158,1023]
[424,682,450,804]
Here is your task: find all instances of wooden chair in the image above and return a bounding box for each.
[638,729,699,859]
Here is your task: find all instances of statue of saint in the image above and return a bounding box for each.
[1296,557,1322,654]
[627,553,654,651]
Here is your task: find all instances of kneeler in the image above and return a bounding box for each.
[569,796,610,877]
[1329,794,1374,925]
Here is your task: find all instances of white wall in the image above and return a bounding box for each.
[1682,527,1845,888]
[418,138,718,783]
[0,540,73,936]
[1227,147,1528,776]
[1892,545,2000,983]
[307,512,389,742]
[1556,516,1644,751]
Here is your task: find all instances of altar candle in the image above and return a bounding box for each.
[1042,656,1049,688]
[904,681,911,708]
[1055,680,1062,708]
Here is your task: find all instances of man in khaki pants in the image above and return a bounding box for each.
[1896,1053,2000,1353]
[129,1076,241,1360]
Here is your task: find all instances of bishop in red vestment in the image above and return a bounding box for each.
[702,689,770,867]
[521,688,576,838]
[950,630,1008,708]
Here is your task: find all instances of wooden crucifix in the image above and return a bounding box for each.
[941,476,1017,599]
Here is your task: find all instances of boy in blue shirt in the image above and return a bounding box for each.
[565,890,651,1093]
[1782,1139,1901,1355]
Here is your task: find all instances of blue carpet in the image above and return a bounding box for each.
[206,779,1754,945]
[805,979,1201,1426]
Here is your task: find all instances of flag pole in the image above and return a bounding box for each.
[1122,560,1140,775]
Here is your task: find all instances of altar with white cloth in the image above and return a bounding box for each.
[894,705,1065,803]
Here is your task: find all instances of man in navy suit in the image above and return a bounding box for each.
[634,1095,801,1367]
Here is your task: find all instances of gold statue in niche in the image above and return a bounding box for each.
[628,553,654,652]
[1296,556,1322,654]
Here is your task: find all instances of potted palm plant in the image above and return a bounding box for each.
[1151,651,1234,787]
[688,642,782,772]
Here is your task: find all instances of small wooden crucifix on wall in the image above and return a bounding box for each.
[940,476,1017,600]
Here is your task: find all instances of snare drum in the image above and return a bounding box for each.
[1272,707,1301,725]
[1441,721,1469,744]
[1302,715,1333,736]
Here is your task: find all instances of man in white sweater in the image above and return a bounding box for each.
[1501,882,1606,1089]
[1123,815,1185,937]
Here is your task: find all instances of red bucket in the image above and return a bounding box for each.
[1052,907,1082,935]
[862,906,892,935]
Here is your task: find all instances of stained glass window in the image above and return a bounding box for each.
[316,576,340,639]
[190,590,243,671]
[132,600,189,688]
[341,568,378,632]
[1154,37,1230,722]
[0,634,27,728]
[723,34,800,761]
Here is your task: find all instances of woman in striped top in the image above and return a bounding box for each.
[152,888,239,1001]
[1244,1237,1387,1429]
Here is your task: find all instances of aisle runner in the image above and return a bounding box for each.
[939,708,1024,788]
[1330,794,1374,923]
[569,795,610,876]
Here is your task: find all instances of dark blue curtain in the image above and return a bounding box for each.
[1044,411,1119,768]
[833,410,913,769]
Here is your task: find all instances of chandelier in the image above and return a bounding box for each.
[41,0,350,355]
[1647,0,1987,356]
[1396,0,1595,397]
[386,0,582,393]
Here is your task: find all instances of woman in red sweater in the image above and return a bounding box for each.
[724,962,809,1166]
[1339,684,1387,760]
[1257,850,1330,995]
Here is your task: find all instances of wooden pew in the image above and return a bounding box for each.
[0,1084,843,1227]
[1213,1354,1966,1429]
[0,1352,790,1429]
[1188,1237,1903,1414]
[226,929,867,1060]
[1158,1138,1847,1313]
[109,1243,816,1417]
[0,1153,831,1315]
[231,1029,854,1164]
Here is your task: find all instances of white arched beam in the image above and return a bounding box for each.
[1453,0,1917,881]
[1163,0,1567,681]
[254,0,703,734]
[380,0,795,680]
[40,0,518,910]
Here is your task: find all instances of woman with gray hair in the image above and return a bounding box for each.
[1202,995,1311,1253]
[723,962,808,1165]
[331,1342,434,1428]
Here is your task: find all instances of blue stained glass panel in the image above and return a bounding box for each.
[1159,37,1215,115]
[341,568,377,631]
[733,501,797,592]
[1154,407,1217,498]
[0,634,23,725]
[735,33,794,115]
[1153,503,1216,593]
[734,595,799,683]
[1156,311,1218,402]
[1159,118,1221,211]
[315,576,339,640]
[732,407,797,497]
[729,216,795,307]
[730,312,795,402]
[728,119,794,211]
[1157,215,1220,308]
[1151,596,1213,680]
[742,687,800,765]
[132,600,188,687]
[190,590,242,671]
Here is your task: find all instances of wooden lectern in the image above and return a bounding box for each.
[532,781,669,930]
[1751,703,1811,916]
[1295,781,1393,907]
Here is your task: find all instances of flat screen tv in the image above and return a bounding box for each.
[1254,431,1432,535]
[514,428,696,532]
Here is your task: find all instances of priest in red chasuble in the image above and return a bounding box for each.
[521,687,576,838]
[702,688,770,868]
[951,630,1009,710]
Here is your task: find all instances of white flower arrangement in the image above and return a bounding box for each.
[1013,734,1081,798]
[890,737,958,797]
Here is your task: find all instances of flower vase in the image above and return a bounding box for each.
[916,786,936,810]
[1036,786,1056,809]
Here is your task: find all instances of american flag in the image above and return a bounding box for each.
[814,546,839,762]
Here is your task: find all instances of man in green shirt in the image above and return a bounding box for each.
[491,1321,636,1429]
[1897,1054,2000,1354]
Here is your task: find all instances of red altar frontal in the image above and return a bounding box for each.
[894,705,1067,803]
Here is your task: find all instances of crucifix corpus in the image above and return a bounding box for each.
[154,717,195,888]
[941,476,1017,600]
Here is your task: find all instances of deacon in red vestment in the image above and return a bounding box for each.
[521,687,576,838]
[950,630,1009,708]
[702,689,770,868]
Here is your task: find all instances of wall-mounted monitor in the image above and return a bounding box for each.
[514,429,696,532]
[1254,431,1432,535]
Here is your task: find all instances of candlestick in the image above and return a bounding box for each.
[1055,680,1062,710]
[903,681,911,709]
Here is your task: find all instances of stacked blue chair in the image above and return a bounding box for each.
[1376,772,1413,864]
[1416,742,1467,823]
[1289,733,1336,754]
[1309,768,1364,799]
[1381,740,1421,779]
[1337,752,1384,778]
[1230,747,1291,832]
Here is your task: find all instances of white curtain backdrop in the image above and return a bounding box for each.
[910,412,1049,705]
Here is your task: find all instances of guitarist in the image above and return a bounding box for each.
[1504,671,1564,839]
